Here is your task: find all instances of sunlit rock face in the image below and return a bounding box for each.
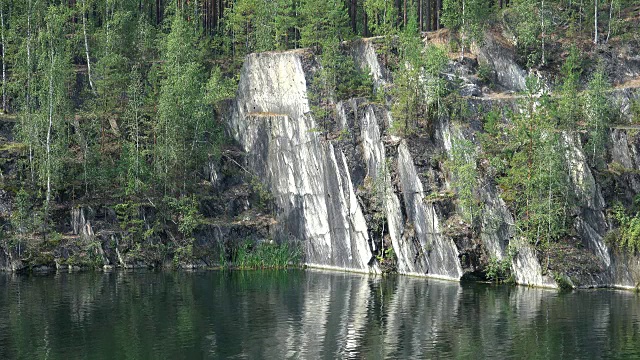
[225,36,640,287]
[227,48,468,278]
[228,51,375,272]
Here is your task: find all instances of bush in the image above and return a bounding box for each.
[485,256,512,283]
[610,203,640,253]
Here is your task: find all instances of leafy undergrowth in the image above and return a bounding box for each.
[226,241,302,270]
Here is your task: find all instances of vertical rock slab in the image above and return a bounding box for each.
[396,142,463,279]
[228,51,376,272]
[563,132,611,267]
[511,239,558,289]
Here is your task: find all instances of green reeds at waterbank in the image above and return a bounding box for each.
[223,241,302,270]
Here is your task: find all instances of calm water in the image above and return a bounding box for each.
[1,270,639,359]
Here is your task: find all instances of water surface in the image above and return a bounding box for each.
[1,270,639,359]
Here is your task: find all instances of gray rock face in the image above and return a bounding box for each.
[228,48,467,278]
[563,132,611,268]
[511,239,558,289]
[228,51,376,272]
[0,248,23,272]
[477,32,527,92]
[350,38,391,89]
[225,39,640,288]
[396,142,463,279]
[71,207,96,240]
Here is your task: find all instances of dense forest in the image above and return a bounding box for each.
[0,0,638,273]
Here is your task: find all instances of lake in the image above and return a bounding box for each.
[1,270,639,359]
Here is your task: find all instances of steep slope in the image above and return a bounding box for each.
[225,32,640,288]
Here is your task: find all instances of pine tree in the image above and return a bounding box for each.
[363,0,397,36]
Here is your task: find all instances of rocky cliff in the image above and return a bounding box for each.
[226,33,640,289]
[2,29,640,290]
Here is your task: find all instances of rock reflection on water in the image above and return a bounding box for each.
[1,270,640,359]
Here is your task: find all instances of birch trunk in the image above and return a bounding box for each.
[82,0,96,94]
[594,0,598,44]
[1,7,6,113]
[46,36,55,209]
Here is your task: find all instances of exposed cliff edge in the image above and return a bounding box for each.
[2,29,640,290]
[224,32,640,288]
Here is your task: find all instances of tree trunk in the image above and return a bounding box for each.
[27,0,34,182]
[594,0,598,44]
[541,0,545,65]
[351,0,358,33]
[364,11,369,36]
[81,0,96,94]
[403,0,407,27]
[606,0,613,43]
[425,0,430,31]
[0,6,6,113]
[419,0,423,31]
[46,34,55,211]
[436,0,441,29]
[461,0,465,59]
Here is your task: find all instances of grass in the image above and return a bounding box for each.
[230,240,301,270]
[0,142,26,153]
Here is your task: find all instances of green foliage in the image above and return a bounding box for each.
[172,238,195,268]
[14,4,74,211]
[114,201,145,242]
[610,203,640,253]
[630,98,640,124]
[551,272,574,290]
[391,13,427,134]
[485,256,512,283]
[424,45,451,121]
[376,246,397,274]
[555,46,583,129]
[441,0,491,56]
[583,63,612,170]
[447,136,480,223]
[11,189,32,237]
[300,0,351,48]
[363,0,397,36]
[249,176,274,210]
[164,195,203,238]
[484,77,571,247]
[308,37,373,136]
[157,11,214,194]
[503,0,551,67]
[232,240,301,269]
[477,62,493,84]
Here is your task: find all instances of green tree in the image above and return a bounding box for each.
[583,63,611,170]
[28,5,73,217]
[363,0,397,36]
[503,0,552,67]
[449,136,479,223]
[441,0,490,58]
[555,46,582,129]
[492,77,570,247]
[391,12,425,134]
[299,0,351,47]
[157,11,212,195]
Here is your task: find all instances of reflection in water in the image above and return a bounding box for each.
[1,270,639,359]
